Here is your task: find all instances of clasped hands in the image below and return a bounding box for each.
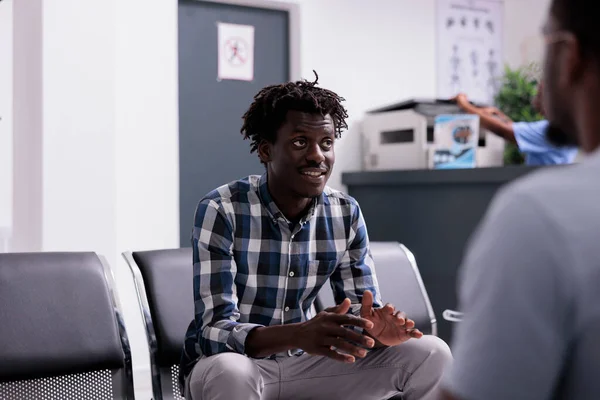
[294,290,423,363]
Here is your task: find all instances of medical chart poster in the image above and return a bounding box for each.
[436,0,504,104]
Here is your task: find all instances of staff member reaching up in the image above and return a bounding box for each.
[453,84,577,165]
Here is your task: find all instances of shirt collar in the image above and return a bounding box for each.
[257,173,322,224]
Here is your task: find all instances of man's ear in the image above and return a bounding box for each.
[257,140,272,164]
[561,36,585,89]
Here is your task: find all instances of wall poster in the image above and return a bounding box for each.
[436,0,504,105]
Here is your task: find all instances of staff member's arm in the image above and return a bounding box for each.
[453,93,517,144]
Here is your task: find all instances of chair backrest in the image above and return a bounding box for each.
[123,248,193,400]
[316,242,437,336]
[0,252,134,400]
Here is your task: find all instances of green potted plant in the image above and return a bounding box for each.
[494,64,543,165]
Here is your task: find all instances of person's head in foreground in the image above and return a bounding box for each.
[542,0,600,151]
[241,72,348,217]
[441,0,600,399]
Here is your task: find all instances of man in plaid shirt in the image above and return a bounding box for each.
[180,74,452,400]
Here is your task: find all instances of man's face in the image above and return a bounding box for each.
[259,111,335,199]
[542,14,580,147]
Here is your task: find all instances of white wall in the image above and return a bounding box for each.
[0,0,13,252]
[115,0,179,261]
[504,0,551,69]
[12,0,43,253]
[42,0,117,265]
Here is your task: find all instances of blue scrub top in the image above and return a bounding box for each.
[513,120,578,165]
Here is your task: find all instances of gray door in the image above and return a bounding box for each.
[178,0,290,246]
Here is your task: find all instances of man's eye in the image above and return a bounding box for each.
[292,139,306,148]
[321,139,333,149]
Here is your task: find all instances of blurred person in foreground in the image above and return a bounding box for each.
[180,73,452,400]
[441,0,600,399]
[453,82,578,166]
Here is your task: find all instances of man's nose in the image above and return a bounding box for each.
[305,143,325,164]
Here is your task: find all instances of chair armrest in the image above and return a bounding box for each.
[442,309,463,322]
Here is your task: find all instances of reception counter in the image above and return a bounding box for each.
[342,166,539,343]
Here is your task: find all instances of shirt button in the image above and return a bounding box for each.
[289,271,294,277]
[284,306,290,312]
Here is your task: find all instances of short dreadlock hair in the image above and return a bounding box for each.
[241,71,349,155]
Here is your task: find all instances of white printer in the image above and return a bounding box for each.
[361,99,505,171]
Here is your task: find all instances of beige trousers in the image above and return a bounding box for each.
[185,335,452,400]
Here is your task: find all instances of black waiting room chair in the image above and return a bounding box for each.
[123,249,193,400]
[124,242,437,400]
[0,252,134,400]
[314,242,437,400]
[315,242,438,336]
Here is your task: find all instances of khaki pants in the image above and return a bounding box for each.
[185,335,452,400]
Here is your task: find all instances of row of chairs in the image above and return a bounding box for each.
[0,242,437,400]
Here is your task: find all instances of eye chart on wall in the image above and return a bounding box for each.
[436,0,504,105]
[0,0,13,251]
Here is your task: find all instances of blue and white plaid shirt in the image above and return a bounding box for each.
[180,174,382,383]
